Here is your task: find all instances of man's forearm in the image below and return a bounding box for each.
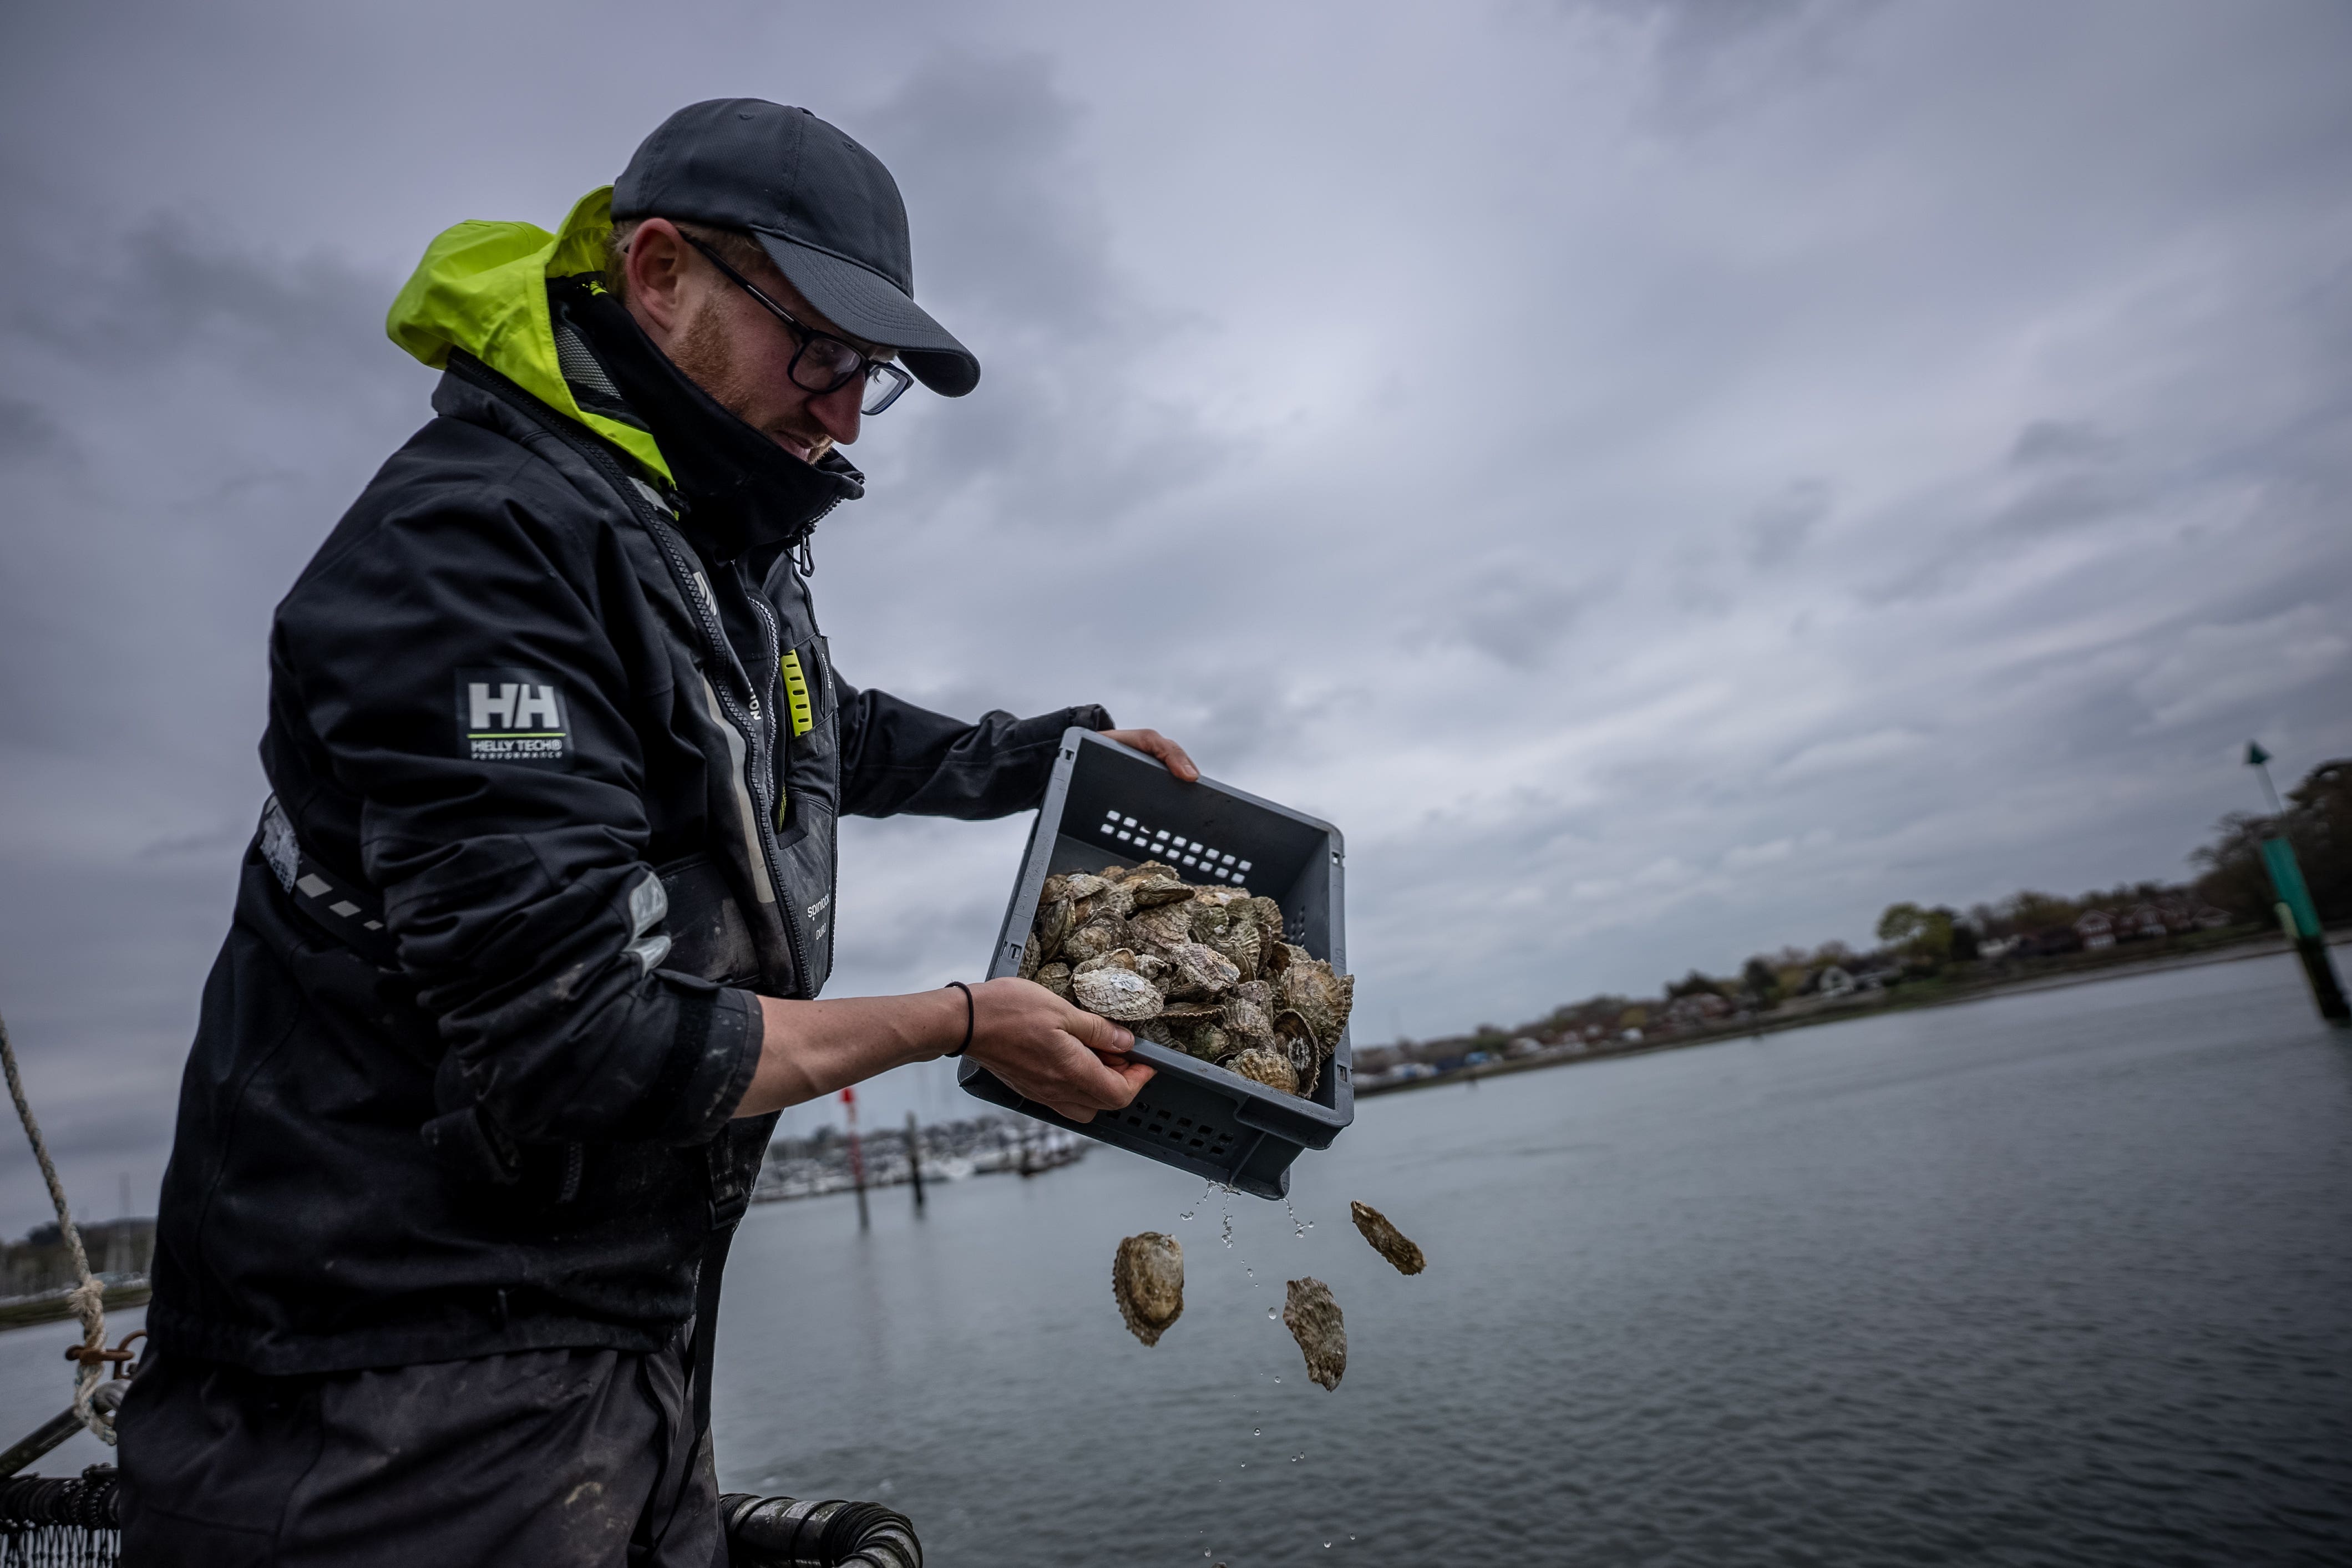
[727,976,1156,1125]
[732,990,966,1117]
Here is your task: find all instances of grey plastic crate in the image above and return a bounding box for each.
[958,728,1352,1199]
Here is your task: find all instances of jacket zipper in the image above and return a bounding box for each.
[448,353,819,996]
[640,511,809,995]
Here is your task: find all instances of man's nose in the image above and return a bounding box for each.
[809,378,864,446]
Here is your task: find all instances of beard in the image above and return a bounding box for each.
[667,296,832,461]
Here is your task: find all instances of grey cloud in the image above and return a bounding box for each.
[2009,419,2116,468]
[1746,478,1830,566]
[0,397,68,461]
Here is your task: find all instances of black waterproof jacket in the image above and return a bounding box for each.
[149,236,1106,1375]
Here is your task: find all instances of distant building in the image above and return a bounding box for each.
[1662,992,1731,1029]
[1815,965,1857,997]
[2076,910,2117,950]
[2121,903,2169,941]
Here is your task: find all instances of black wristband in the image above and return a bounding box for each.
[944,981,975,1057]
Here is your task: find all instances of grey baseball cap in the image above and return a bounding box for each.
[614,99,979,397]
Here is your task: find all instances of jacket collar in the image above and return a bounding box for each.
[551,275,864,564]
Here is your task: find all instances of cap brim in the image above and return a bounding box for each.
[751,231,979,398]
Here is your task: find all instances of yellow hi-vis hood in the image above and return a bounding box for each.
[386,186,671,483]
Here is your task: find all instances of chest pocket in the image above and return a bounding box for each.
[775,635,842,831]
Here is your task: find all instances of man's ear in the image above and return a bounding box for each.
[622,218,692,342]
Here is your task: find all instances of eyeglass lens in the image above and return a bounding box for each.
[788,341,912,415]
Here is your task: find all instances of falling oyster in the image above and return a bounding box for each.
[1072,966,1163,1021]
[1113,1232,1185,1346]
[1282,1277,1346,1390]
[1349,1201,1426,1275]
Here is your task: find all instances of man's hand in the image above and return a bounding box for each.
[1103,727,1199,783]
[964,977,1155,1123]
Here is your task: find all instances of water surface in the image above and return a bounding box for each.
[712,951,2352,1565]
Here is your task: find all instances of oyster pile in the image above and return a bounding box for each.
[1022,861,1354,1097]
[1113,1231,1186,1347]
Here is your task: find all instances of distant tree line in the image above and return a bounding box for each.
[1357,757,2349,1080]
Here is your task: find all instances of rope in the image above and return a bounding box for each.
[0,1010,114,1446]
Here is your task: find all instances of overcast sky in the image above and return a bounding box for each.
[3,0,2348,1230]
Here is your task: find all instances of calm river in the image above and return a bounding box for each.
[8,949,2349,1564]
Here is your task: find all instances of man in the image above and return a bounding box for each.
[119,99,1188,1564]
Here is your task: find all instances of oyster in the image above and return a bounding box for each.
[1188,895,1233,947]
[1349,1201,1426,1275]
[1074,876,1135,924]
[1233,978,1274,1009]
[1221,994,1276,1052]
[1060,917,1126,967]
[1229,1047,1297,1094]
[1124,871,1193,909]
[1250,897,1287,968]
[1018,931,1041,981]
[1275,957,1354,1049]
[1035,962,1072,999]
[1176,1022,1230,1062]
[1072,966,1163,1021]
[1281,1277,1346,1391]
[1210,901,1266,983]
[1113,1232,1185,1346]
[1034,897,1074,962]
[1124,901,1196,953]
[1165,941,1242,998]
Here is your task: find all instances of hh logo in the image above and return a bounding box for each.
[455,668,571,765]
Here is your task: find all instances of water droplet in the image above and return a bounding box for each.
[1266,1307,1276,1319]
[1252,1427,1260,1436]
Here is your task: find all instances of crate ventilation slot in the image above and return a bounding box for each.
[1114,1102,1240,1158]
[1097,809,1253,882]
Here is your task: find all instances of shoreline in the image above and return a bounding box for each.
[1357,928,2350,1098]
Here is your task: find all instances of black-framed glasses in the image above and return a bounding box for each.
[682,234,915,415]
